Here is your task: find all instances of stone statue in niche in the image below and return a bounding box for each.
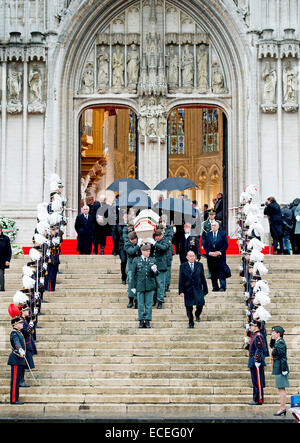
[181,45,194,91]
[261,61,277,113]
[97,46,109,93]
[211,63,226,94]
[112,45,125,91]
[28,64,45,113]
[127,44,140,92]
[166,45,179,93]
[138,97,167,139]
[283,61,297,102]
[80,63,94,94]
[7,63,23,114]
[197,44,208,93]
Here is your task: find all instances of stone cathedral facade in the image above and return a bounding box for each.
[1,0,300,243]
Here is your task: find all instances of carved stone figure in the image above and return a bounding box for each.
[283,61,296,104]
[7,63,23,113]
[262,62,277,105]
[167,45,179,92]
[28,65,45,113]
[112,45,125,90]
[138,97,167,139]
[212,63,226,94]
[97,46,109,93]
[197,44,208,92]
[181,45,194,89]
[127,44,140,92]
[80,63,94,94]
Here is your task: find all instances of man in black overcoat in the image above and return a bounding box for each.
[264,197,283,254]
[0,224,12,291]
[202,221,229,292]
[179,251,208,328]
[75,206,94,255]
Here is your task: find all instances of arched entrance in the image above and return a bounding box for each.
[167,104,228,229]
[79,105,138,208]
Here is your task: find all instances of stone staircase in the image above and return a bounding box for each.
[0,254,300,420]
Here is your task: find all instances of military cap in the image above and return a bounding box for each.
[141,244,151,251]
[272,326,285,334]
[208,209,216,215]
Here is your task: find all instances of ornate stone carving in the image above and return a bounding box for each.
[97,46,109,93]
[80,63,94,94]
[7,63,23,114]
[211,63,227,94]
[127,44,140,93]
[261,61,277,113]
[28,64,45,114]
[112,45,125,92]
[282,60,298,113]
[138,97,167,139]
[197,44,208,93]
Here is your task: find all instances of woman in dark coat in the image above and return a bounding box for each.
[270,326,290,416]
[264,197,283,254]
[179,250,208,328]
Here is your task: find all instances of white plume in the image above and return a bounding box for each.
[37,202,49,222]
[248,238,266,251]
[253,306,271,322]
[254,291,271,306]
[253,261,268,276]
[13,291,29,306]
[22,265,34,277]
[34,233,47,245]
[49,173,62,184]
[22,275,36,290]
[48,212,62,226]
[247,222,265,238]
[29,248,41,261]
[254,280,270,294]
[240,193,252,204]
[245,184,258,196]
[250,249,265,262]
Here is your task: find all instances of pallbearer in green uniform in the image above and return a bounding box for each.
[201,209,222,239]
[148,229,169,309]
[158,217,174,293]
[124,231,141,308]
[132,244,159,329]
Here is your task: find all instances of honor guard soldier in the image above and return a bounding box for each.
[124,231,141,308]
[248,319,266,405]
[149,228,169,309]
[45,224,60,292]
[132,244,159,329]
[201,209,222,239]
[158,217,175,293]
[8,304,27,405]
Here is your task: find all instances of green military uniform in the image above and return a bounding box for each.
[151,235,169,307]
[132,255,158,326]
[202,218,222,238]
[124,239,140,304]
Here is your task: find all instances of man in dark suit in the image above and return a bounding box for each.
[178,222,201,264]
[75,206,94,255]
[214,193,224,224]
[0,224,12,292]
[202,221,229,292]
[179,251,208,328]
[94,195,110,255]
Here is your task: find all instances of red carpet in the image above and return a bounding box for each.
[23,236,271,255]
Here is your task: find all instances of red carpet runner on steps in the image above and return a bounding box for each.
[22,236,272,255]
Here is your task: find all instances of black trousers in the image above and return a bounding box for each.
[0,268,4,291]
[250,366,265,404]
[10,364,23,403]
[45,263,58,291]
[186,305,203,326]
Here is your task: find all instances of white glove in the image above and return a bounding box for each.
[255,362,261,369]
[131,289,136,294]
[34,307,38,315]
[43,263,48,270]
[18,348,25,357]
[296,215,300,222]
[138,238,143,246]
[151,264,158,273]
[146,237,155,244]
[282,371,288,376]
[29,321,34,328]
[35,293,39,300]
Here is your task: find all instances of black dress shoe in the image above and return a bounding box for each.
[219,288,226,292]
[122,280,126,285]
[273,409,286,416]
[248,401,262,406]
[196,316,201,323]
[134,301,138,309]
[139,320,145,328]
[127,299,134,308]
[188,324,194,329]
[157,302,163,309]
[212,288,219,292]
[153,299,157,307]
[145,320,151,329]
[19,381,30,388]
[10,400,24,405]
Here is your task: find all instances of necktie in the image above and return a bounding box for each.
[190,263,194,272]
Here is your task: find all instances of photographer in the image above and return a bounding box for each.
[264,197,284,254]
[0,224,12,291]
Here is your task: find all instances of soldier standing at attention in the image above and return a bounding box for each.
[8,305,26,405]
[248,319,266,406]
[124,231,141,309]
[149,229,169,309]
[132,244,159,329]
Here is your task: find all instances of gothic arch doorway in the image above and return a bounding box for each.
[79,105,138,209]
[167,104,228,229]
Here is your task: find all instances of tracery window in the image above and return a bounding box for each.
[202,108,219,153]
[168,108,185,155]
[128,109,137,152]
